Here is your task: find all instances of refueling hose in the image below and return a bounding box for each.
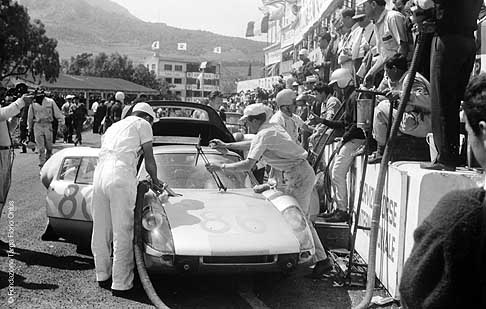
[354,31,427,309]
[134,181,170,308]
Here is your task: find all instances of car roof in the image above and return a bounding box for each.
[132,100,235,146]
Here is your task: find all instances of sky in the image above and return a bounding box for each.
[111,0,265,39]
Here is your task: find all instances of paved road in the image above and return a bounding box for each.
[0,131,395,308]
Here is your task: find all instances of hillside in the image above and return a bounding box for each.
[16,0,266,91]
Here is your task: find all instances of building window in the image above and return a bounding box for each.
[186,90,193,97]
[186,63,200,72]
[174,65,183,71]
[165,78,172,83]
[186,78,197,84]
[164,64,172,71]
[175,91,181,96]
[151,64,156,71]
[174,78,182,84]
[193,91,201,97]
[204,91,211,97]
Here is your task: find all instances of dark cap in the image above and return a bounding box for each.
[341,8,355,18]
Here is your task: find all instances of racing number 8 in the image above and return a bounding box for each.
[58,184,79,218]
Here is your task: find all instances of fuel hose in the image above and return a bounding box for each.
[354,31,427,309]
[134,181,169,308]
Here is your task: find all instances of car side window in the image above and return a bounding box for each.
[59,157,81,181]
[75,157,98,185]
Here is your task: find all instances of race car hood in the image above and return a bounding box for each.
[163,189,301,256]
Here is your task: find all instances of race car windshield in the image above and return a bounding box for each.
[140,153,253,189]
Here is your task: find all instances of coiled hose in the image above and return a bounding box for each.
[134,181,170,309]
[354,31,427,309]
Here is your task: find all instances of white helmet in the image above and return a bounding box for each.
[275,89,296,107]
[329,68,354,88]
[115,91,125,102]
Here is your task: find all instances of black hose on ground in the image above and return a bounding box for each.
[134,181,170,309]
[354,31,427,309]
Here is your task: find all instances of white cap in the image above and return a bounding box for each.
[115,91,125,102]
[275,89,296,107]
[65,95,74,99]
[298,49,309,56]
[240,103,271,121]
[132,102,155,119]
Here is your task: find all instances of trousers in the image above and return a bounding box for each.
[0,149,13,215]
[430,33,475,166]
[34,122,53,166]
[91,159,137,290]
[284,160,327,263]
[331,139,365,212]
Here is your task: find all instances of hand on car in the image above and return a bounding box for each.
[209,139,227,149]
[205,162,223,173]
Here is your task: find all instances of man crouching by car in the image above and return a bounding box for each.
[206,103,334,278]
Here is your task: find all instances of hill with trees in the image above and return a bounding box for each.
[16,0,266,92]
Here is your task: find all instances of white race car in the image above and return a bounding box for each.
[40,101,317,274]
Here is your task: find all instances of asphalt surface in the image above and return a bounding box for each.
[0,131,396,308]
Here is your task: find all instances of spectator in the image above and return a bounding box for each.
[369,54,431,163]
[337,8,359,70]
[351,5,376,82]
[363,0,410,87]
[61,95,75,143]
[296,49,315,84]
[72,99,87,146]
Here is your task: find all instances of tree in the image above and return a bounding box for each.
[0,0,60,82]
[131,64,160,89]
[67,53,93,75]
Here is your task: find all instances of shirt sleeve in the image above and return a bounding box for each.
[138,119,153,145]
[388,13,408,45]
[292,114,305,128]
[247,131,268,161]
[0,98,24,121]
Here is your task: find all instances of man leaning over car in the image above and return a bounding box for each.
[91,102,161,296]
[206,103,334,278]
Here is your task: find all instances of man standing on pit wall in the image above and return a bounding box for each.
[363,0,409,88]
[27,91,64,168]
[417,0,483,171]
[0,94,32,256]
[206,103,335,278]
[399,73,486,309]
[91,102,161,296]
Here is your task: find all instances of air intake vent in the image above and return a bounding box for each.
[202,255,277,264]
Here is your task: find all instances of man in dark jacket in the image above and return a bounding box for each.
[419,0,483,171]
[399,73,486,309]
[310,68,364,222]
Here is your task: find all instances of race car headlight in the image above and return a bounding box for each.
[282,206,314,252]
[142,194,174,255]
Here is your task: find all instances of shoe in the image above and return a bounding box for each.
[41,224,59,241]
[420,162,456,172]
[318,209,337,219]
[368,151,383,164]
[0,239,8,249]
[98,278,112,290]
[112,286,140,298]
[310,258,334,278]
[324,209,349,223]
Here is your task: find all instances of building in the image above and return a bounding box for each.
[145,55,221,102]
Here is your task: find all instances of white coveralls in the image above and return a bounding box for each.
[27,98,64,166]
[91,116,153,290]
[247,123,327,264]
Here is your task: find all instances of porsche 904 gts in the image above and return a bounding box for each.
[39,101,317,274]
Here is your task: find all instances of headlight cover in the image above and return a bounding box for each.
[282,206,314,252]
[142,193,174,256]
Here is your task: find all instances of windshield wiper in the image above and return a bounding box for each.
[195,136,227,192]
